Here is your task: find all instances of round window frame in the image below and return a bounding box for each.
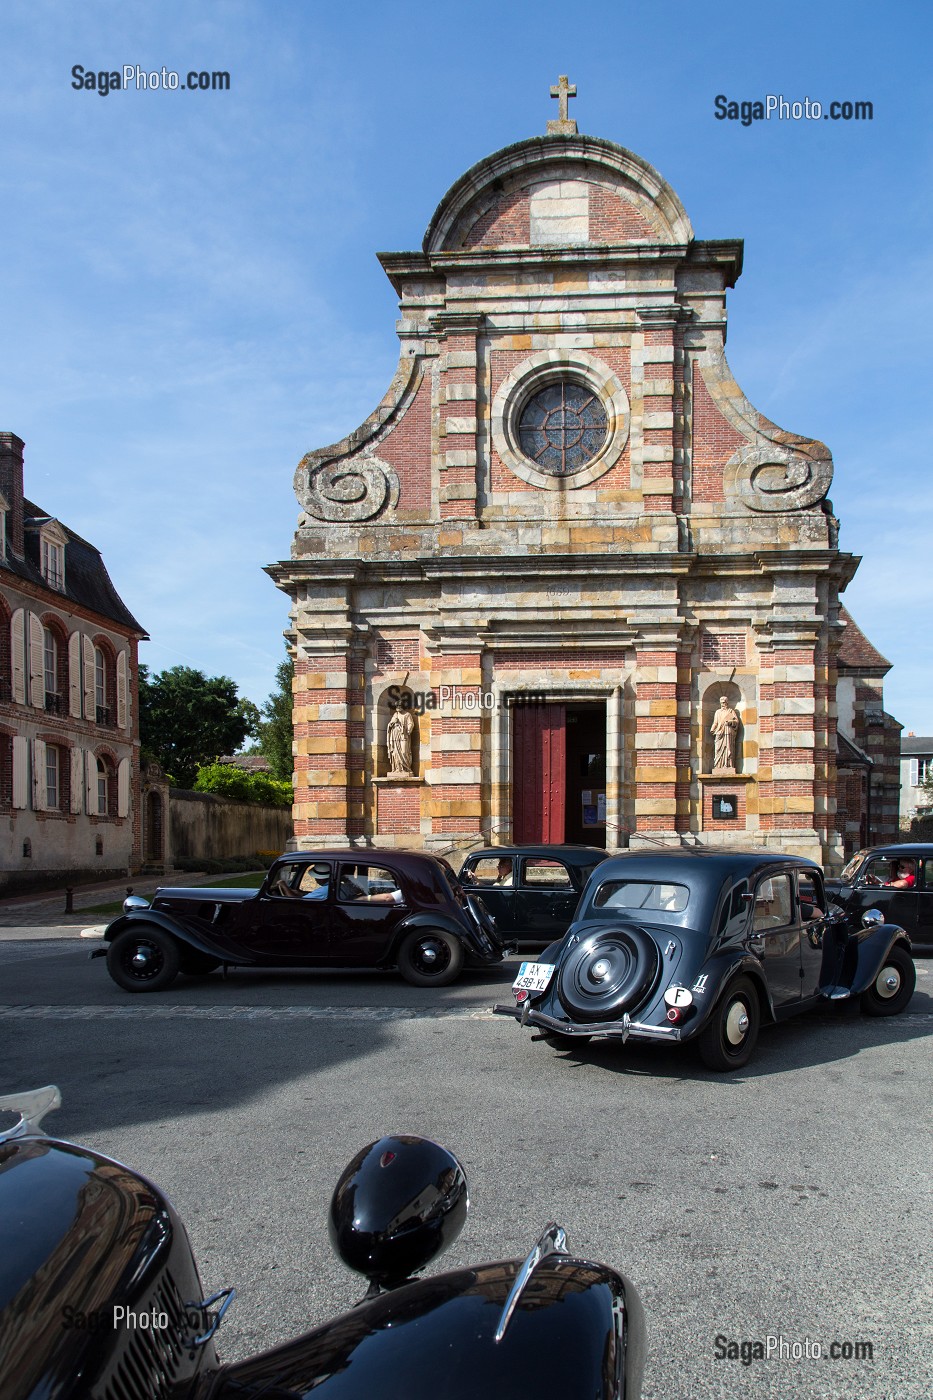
[491,351,630,491]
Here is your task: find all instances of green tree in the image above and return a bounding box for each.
[193,763,291,808]
[258,652,295,782]
[139,665,259,788]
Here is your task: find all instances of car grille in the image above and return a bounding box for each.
[99,1270,191,1400]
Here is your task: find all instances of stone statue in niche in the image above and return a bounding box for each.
[386,706,415,777]
[710,696,741,774]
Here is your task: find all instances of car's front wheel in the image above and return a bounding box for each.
[860,946,915,1016]
[697,976,760,1071]
[106,927,181,993]
[397,929,464,987]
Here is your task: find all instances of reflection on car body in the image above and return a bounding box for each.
[495,849,917,1071]
[92,850,507,992]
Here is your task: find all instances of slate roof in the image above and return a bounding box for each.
[0,499,146,636]
[837,606,890,672]
[901,736,933,756]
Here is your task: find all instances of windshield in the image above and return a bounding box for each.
[839,851,868,882]
[592,879,689,913]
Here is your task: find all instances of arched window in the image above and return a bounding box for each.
[44,626,59,712]
[96,754,116,816]
[94,646,115,726]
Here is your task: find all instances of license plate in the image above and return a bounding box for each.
[513,961,555,993]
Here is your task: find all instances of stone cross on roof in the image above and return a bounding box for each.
[547,74,578,135]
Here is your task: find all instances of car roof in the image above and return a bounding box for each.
[274,850,448,872]
[588,848,821,883]
[464,846,610,868]
[850,843,933,857]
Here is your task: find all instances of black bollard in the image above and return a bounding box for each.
[64,888,74,914]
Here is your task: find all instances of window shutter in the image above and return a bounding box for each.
[910,758,919,787]
[117,757,130,818]
[83,637,95,718]
[33,738,47,809]
[11,609,26,704]
[29,613,44,708]
[70,748,84,813]
[68,632,82,718]
[86,749,96,814]
[117,651,128,729]
[12,736,29,808]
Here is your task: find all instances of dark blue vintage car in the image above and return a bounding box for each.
[459,845,611,947]
[494,849,917,1070]
[825,842,933,944]
[93,850,506,992]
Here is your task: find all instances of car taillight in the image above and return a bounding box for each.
[666,1006,683,1024]
[515,989,529,1003]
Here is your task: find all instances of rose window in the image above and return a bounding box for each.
[517,381,608,476]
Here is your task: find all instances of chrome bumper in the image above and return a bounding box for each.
[492,1003,681,1043]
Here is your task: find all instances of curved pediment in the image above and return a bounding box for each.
[423,135,694,253]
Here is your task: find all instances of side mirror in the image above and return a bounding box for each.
[123,895,150,914]
[861,908,884,929]
[328,1135,468,1291]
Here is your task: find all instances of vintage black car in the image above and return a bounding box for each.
[459,845,611,947]
[93,850,507,992]
[0,1086,646,1400]
[494,849,917,1071]
[826,843,933,944]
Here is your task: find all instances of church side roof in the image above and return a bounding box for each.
[837,606,890,673]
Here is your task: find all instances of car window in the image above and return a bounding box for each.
[593,880,689,912]
[863,857,898,885]
[752,874,793,930]
[921,861,933,892]
[520,859,572,888]
[796,872,825,920]
[839,850,867,882]
[467,857,515,886]
[338,864,405,904]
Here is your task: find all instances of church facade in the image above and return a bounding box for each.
[270,92,898,867]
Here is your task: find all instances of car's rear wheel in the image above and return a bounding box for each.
[860,945,915,1016]
[107,927,180,993]
[697,976,760,1071]
[397,929,464,987]
[557,927,660,1021]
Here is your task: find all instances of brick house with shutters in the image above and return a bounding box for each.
[268,93,898,868]
[1,432,147,892]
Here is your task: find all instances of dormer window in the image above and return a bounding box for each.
[42,537,65,590]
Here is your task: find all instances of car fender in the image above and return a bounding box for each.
[821,922,913,999]
[388,911,489,963]
[101,910,251,965]
[686,953,776,1030]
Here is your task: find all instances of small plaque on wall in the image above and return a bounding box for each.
[712,795,738,820]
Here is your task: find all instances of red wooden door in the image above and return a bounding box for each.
[512,704,566,843]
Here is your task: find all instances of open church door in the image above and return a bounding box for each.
[512,703,566,842]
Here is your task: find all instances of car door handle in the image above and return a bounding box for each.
[748,934,765,956]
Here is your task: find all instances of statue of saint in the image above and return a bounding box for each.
[386,707,415,776]
[710,696,741,773]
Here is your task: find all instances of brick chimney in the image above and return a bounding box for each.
[0,432,25,557]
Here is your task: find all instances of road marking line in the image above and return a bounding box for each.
[0,1004,498,1020]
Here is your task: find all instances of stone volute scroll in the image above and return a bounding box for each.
[710,696,741,775]
[302,454,399,523]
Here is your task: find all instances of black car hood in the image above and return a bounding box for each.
[152,886,256,905]
[215,1256,642,1399]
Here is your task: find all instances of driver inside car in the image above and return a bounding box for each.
[867,858,916,889]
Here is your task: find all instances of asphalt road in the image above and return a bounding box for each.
[2,938,932,1400]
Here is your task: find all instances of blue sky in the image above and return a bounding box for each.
[1,0,930,731]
